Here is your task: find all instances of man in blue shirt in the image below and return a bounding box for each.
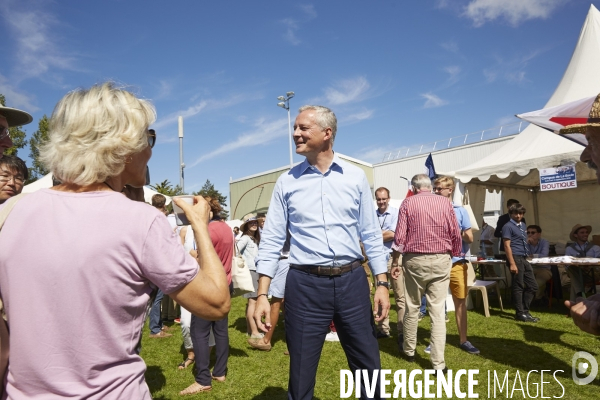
[433,176,479,355]
[502,203,539,323]
[254,105,390,400]
[374,186,401,340]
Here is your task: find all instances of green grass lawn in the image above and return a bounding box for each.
[141,293,600,399]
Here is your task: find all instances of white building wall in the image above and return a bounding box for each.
[373,136,513,212]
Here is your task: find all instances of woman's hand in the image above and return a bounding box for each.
[174,196,211,226]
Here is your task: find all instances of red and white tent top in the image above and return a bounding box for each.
[451,4,600,184]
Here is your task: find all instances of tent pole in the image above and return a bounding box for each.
[532,189,540,225]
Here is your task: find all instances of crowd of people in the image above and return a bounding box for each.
[1,83,600,399]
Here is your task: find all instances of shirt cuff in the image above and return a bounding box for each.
[368,254,388,275]
[391,243,404,253]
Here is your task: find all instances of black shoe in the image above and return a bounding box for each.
[526,312,540,322]
[515,313,537,323]
[405,354,415,363]
[376,331,391,339]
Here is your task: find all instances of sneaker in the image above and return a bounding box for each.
[418,312,425,322]
[445,314,450,323]
[459,341,480,355]
[149,330,173,338]
[424,345,431,354]
[325,331,340,342]
[173,318,181,324]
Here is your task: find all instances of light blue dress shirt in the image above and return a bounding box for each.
[256,153,387,277]
[377,206,398,253]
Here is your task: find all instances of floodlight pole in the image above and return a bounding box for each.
[277,91,295,169]
[178,116,185,192]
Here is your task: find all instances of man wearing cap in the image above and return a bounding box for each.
[254,105,389,400]
[0,105,33,158]
[565,224,600,301]
[558,106,600,334]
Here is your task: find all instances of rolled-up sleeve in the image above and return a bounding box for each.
[446,203,462,257]
[358,175,387,275]
[256,178,288,278]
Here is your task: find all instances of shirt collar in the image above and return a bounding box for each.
[377,207,391,217]
[509,219,522,227]
[299,152,344,175]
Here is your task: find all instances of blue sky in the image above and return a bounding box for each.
[0,0,595,203]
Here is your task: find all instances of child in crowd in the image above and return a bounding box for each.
[502,204,539,323]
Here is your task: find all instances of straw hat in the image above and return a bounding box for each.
[570,224,592,242]
[559,93,600,135]
[0,106,33,127]
[240,213,258,233]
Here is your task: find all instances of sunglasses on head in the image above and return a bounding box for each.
[147,129,156,148]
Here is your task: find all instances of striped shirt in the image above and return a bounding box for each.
[392,191,462,256]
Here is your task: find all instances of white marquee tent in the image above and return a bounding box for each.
[22,173,172,205]
[449,4,600,244]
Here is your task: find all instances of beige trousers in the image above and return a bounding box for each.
[403,253,451,370]
[377,256,405,335]
[533,267,552,300]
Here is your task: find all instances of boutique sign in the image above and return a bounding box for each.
[539,164,577,191]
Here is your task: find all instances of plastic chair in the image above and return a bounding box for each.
[466,262,504,317]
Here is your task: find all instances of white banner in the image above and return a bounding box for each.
[539,164,577,191]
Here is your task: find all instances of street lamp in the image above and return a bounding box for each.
[277,91,295,169]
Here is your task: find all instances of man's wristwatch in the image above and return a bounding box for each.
[376,281,390,289]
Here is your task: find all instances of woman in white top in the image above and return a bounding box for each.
[237,214,261,339]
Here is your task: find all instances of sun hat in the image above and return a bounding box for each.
[0,106,33,127]
[558,93,600,137]
[240,213,258,233]
[570,224,592,242]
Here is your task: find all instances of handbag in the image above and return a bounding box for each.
[0,193,27,395]
[230,241,254,297]
[462,187,480,232]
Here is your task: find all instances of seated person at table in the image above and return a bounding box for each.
[502,204,539,323]
[526,225,550,301]
[565,224,600,301]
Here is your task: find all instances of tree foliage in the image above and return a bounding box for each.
[193,179,229,220]
[0,94,28,158]
[27,114,50,183]
[150,179,185,197]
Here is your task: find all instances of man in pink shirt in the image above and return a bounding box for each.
[391,174,461,372]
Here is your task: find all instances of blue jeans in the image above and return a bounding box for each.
[149,289,164,334]
[420,294,447,316]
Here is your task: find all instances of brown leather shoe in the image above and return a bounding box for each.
[149,330,173,338]
[247,338,271,351]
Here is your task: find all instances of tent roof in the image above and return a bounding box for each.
[452,4,600,184]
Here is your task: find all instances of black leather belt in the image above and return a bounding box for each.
[279,256,289,260]
[289,260,362,276]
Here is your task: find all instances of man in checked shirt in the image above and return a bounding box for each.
[391,174,461,371]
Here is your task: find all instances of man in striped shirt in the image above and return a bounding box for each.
[391,174,461,371]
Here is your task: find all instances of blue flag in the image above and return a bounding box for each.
[425,153,436,179]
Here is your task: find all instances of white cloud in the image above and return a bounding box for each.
[1,4,76,81]
[154,80,173,100]
[0,73,39,111]
[440,41,459,53]
[188,118,288,167]
[323,77,371,105]
[463,0,566,27]
[483,69,497,83]
[342,109,374,124]
[354,146,390,164]
[421,93,448,108]
[483,48,544,84]
[298,4,317,19]
[444,66,461,85]
[153,94,248,129]
[281,18,301,45]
